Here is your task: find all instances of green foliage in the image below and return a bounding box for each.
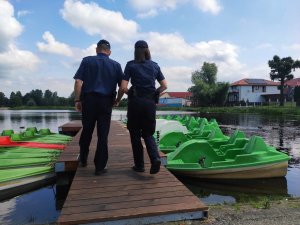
[294,86,300,106]
[118,98,128,107]
[0,92,8,106]
[189,62,229,107]
[1,89,75,108]
[26,98,36,106]
[9,92,22,107]
[268,55,300,106]
[191,62,217,85]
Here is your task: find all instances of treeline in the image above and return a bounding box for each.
[0,89,75,107]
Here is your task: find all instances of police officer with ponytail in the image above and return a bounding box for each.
[116,40,167,174]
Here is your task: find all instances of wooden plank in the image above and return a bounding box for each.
[57,120,208,225]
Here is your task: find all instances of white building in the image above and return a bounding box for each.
[228,78,280,104]
[159,92,192,107]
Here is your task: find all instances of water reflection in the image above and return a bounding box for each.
[0,186,59,225]
[178,176,289,204]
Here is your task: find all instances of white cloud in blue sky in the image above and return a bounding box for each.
[61,0,139,42]
[0,0,299,97]
[37,31,74,57]
[0,0,39,77]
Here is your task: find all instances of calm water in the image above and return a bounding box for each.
[0,110,300,224]
[181,112,300,204]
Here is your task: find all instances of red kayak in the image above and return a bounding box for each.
[0,136,65,150]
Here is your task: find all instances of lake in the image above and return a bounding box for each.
[0,109,299,224]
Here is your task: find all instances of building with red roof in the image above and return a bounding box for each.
[160,92,192,99]
[159,92,192,107]
[228,78,280,104]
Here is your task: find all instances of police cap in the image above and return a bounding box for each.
[135,40,148,48]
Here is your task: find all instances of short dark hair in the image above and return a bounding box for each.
[97,39,110,51]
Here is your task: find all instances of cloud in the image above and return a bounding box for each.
[1,72,74,97]
[37,31,73,57]
[255,43,273,50]
[0,0,40,78]
[17,10,31,18]
[137,9,158,19]
[148,32,241,65]
[128,0,221,17]
[162,66,193,91]
[60,0,138,43]
[145,32,244,83]
[286,44,300,51]
[193,0,222,15]
[36,31,97,61]
[128,0,181,18]
[0,0,23,51]
[0,45,40,74]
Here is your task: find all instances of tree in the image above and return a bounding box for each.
[68,91,75,106]
[191,62,217,86]
[15,91,23,105]
[26,98,37,106]
[189,62,229,106]
[0,92,8,106]
[268,55,300,106]
[294,86,300,107]
[29,89,43,106]
[9,92,22,107]
[44,89,53,105]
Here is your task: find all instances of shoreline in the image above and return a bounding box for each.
[158,198,300,225]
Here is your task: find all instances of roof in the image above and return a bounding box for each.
[285,78,300,87]
[231,78,279,86]
[163,92,192,98]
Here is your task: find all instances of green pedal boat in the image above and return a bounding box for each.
[166,135,291,179]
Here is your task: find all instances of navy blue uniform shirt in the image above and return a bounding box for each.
[74,53,123,96]
[124,60,165,93]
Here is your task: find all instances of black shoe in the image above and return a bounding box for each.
[95,169,107,176]
[132,166,145,172]
[79,161,87,167]
[150,159,161,174]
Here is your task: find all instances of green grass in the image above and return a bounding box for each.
[179,104,300,116]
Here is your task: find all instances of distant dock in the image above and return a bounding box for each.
[56,120,208,225]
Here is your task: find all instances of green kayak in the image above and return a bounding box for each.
[1,127,72,144]
[0,166,53,183]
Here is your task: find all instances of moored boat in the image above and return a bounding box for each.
[0,127,71,201]
[166,135,291,179]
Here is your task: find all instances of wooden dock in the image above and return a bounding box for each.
[56,120,208,225]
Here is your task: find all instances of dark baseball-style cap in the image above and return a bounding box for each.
[97,39,111,49]
[135,40,148,48]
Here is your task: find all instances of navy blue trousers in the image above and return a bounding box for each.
[79,94,113,171]
[127,97,160,168]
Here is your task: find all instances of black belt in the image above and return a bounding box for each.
[84,92,114,98]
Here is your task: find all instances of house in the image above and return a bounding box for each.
[227,78,280,104]
[159,92,192,107]
[284,78,300,100]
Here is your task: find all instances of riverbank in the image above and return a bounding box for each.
[159,198,300,225]
[4,104,300,117]
[185,104,300,117]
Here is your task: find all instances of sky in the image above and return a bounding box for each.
[1,0,300,98]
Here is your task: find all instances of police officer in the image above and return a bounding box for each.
[74,39,124,175]
[118,40,167,174]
